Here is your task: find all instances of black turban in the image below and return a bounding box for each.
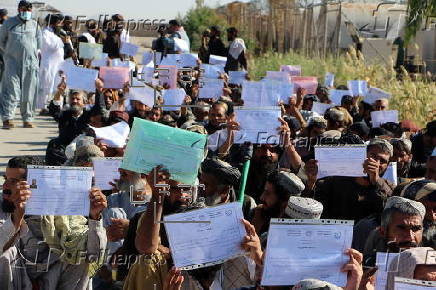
[201,158,241,186]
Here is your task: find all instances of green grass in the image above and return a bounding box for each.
[249,49,436,127]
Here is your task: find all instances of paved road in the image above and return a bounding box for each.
[0,112,57,180]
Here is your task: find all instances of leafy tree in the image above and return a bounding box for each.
[405,0,436,43]
[182,6,228,51]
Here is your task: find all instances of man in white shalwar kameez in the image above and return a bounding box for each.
[37,14,64,110]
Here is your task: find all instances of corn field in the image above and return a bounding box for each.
[249,48,436,127]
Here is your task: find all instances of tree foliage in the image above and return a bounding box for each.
[405,0,436,43]
[182,6,228,51]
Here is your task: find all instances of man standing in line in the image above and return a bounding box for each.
[224,27,247,72]
[0,1,41,129]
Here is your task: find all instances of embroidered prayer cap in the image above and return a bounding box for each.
[285,196,323,219]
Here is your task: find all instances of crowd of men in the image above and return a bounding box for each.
[0,1,435,290]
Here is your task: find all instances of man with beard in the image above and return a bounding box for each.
[390,138,425,180]
[199,158,256,218]
[245,144,281,203]
[398,180,436,249]
[0,155,107,289]
[312,138,395,221]
[58,90,90,146]
[251,169,305,235]
[45,90,90,165]
[362,196,425,266]
[126,166,255,290]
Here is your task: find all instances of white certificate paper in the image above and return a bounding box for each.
[315,146,367,179]
[26,166,92,216]
[163,202,246,269]
[375,252,400,290]
[92,157,122,191]
[371,110,399,128]
[262,219,353,286]
[394,278,436,290]
[234,108,281,144]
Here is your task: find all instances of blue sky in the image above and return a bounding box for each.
[42,0,249,20]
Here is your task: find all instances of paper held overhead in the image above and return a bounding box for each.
[65,66,99,92]
[162,88,186,111]
[233,108,281,144]
[315,145,367,179]
[79,42,103,60]
[266,71,290,82]
[324,72,335,87]
[329,89,353,105]
[280,65,301,76]
[371,110,399,128]
[120,41,139,57]
[228,71,247,85]
[365,87,391,105]
[347,80,368,97]
[291,76,318,94]
[100,66,130,89]
[128,86,156,107]
[121,118,207,185]
[209,54,227,66]
[164,202,246,269]
[90,121,130,148]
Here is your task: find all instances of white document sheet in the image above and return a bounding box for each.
[266,71,290,82]
[375,252,400,290]
[91,53,109,67]
[120,42,139,57]
[200,64,224,79]
[65,66,98,92]
[164,202,246,269]
[228,71,247,85]
[163,88,186,111]
[394,278,436,290]
[92,157,122,191]
[142,52,154,65]
[280,65,301,76]
[312,102,334,115]
[347,80,368,97]
[261,219,353,286]
[209,54,227,66]
[382,162,397,186]
[198,82,223,99]
[128,86,156,107]
[242,81,278,107]
[26,166,92,216]
[315,146,367,179]
[90,121,130,148]
[371,110,399,128]
[234,108,281,144]
[324,72,335,87]
[329,89,352,105]
[365,87,391,105]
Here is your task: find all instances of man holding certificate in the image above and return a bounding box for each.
[0,155,107,289]
[309,138,395,221]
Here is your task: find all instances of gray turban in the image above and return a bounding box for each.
[368,138,394,157]
[277,171,305,196]
[384,196,426,220]
[386,247,436,290]
[293,279,342,290]
[201,158,241,186]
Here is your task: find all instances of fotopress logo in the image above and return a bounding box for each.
[36,14,166,32]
